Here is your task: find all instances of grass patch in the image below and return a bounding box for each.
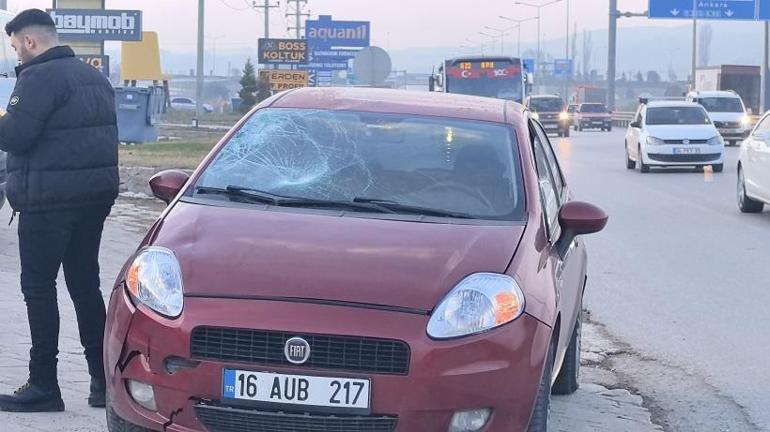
[119,140,217,169]
[161,110,243,126]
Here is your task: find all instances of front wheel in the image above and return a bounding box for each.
[625,145,635,169]
[552,310,582,395]
[563,128,570,138]
[738,167,764,213]
[712,163,724,173]
[526,341,555,432]
[637,146,650,173]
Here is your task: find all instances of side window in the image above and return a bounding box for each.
[530,121,561,238]
[532,121,565,198]
[755,115,770,134]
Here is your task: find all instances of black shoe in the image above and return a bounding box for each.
[0,381,65,412]
[88,377,106,408]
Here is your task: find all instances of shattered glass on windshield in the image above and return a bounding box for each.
[196,108,525,221]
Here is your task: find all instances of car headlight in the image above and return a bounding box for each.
[126,247,184,318]
[531,112,540,120]
[646,136,665,146]
[707,135,724,145]
[741,115,752,127]
[427,273,525,339]
[559,112,569,121]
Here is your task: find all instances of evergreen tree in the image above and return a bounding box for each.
[239,58,258,113]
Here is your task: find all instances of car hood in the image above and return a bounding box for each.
[580,112,610,118]
[707,112,744,122]
[151,201,524,312]
[645,125,719,140]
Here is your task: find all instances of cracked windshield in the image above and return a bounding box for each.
[0,1,767,432]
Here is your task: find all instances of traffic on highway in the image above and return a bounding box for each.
[0,1,769,432]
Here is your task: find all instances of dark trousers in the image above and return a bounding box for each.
[18,205,112,387]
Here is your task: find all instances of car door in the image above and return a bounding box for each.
[530,120,586,372]
[745,114,770,200]
[626,105,644,158]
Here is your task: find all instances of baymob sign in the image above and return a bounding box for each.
[47,9,142,42]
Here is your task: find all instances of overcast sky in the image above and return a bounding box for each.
[10,0,669,52]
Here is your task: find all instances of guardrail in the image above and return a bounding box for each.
[611,113,761,129]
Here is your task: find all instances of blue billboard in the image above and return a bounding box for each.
[305,15,370,50]
[649,0,759,20]
[553,59,573,78]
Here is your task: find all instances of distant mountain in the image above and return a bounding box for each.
[107,21,765,79]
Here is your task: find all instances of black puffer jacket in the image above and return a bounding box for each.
[0,45,119,213]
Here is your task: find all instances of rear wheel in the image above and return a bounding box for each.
[625,145,635,170]
[107,406,149,432]
[553,310,582,395]
[526,340,555,432]
[563,128,570,138]
[738,167,764,213]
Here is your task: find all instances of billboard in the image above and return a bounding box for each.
[77,55,109,77]
[305,15,370,49]
[48,9,142,41]
[259,70,309,91]
[258,38,309,65]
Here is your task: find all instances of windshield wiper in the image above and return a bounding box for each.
[353,197,477,219]
[195,185,395,214]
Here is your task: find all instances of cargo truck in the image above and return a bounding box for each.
[695,65,760,114]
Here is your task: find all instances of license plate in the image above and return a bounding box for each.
[222,369,370,411]
[674,147,700,154]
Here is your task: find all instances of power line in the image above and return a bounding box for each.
[217,0,252,11]
[253,0,280,38]
[286,0,310,39]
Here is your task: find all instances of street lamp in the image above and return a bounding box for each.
[483,26,514,54]
[513,0,562,75]
[499,15,537,58]
[465,38,486,55]
[478,31,500,53]
[205,34,226,76]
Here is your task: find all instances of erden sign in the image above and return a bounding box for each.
[48,9,143,42]
[258,39,309,65]
[259,70,309,91]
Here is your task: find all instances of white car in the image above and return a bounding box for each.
[686,90,752,146]
[737,110,770,213]
[170,97,214,113]
[625,100,724,173]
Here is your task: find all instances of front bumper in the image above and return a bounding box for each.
[717,127,750,141]
[105,290,551,432]
[579,119,612,129]
[539,118,570,131]
[642,144,723,166]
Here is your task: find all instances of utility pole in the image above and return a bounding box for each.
[287,0,310,39]
[195,0,205,126]
[691,0,697,91]
[608,0,617,111]
[254,0,280,38]
[564,0,570,102]
[762,22,769,112]
[0,1,7,11]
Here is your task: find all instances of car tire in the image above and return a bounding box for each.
[107,406,149,432]
[563,128,570,138]
[607,125,613,132]
[526,340,555,432]
[553,310,581,395]
[578,124,583,132]
[625,145,635,170]
[637,146,650,173]
[712,163,724,173]
[738,167,764,213]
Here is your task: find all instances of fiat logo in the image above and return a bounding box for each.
[284,337,311,364]
[683,139,690,145]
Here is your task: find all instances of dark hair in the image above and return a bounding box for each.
[5,9,57,37]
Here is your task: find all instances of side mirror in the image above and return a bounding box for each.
[428,76,436,92]
[630,121,641,129]
[149,169,190,204]
[554,201,608,258]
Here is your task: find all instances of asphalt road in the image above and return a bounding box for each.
[556,129,770,431]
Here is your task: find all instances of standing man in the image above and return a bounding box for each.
[0,9,119,412]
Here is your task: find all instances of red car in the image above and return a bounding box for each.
[104,87,607,432]
[574,103,613,132]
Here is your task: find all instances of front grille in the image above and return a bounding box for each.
[663,139,708,144]
[195,405,398,432]
[714,121,741,129]
[648,153,721,163]
[191,327,410,375]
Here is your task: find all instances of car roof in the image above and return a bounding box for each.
[645,101,702,108]
[689,90,740,98]
[529,94,562,99]
[269,87,523,123]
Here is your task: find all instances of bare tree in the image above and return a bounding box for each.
[571,23,578,63]
[699,24,713,67]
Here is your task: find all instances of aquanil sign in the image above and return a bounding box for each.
[258,39,309,65]
[48,9,142,41]
[259,70,309,91]
[305,15,370,49]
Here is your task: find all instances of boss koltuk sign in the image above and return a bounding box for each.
[258,39,309,65]
[48,9,143,42]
